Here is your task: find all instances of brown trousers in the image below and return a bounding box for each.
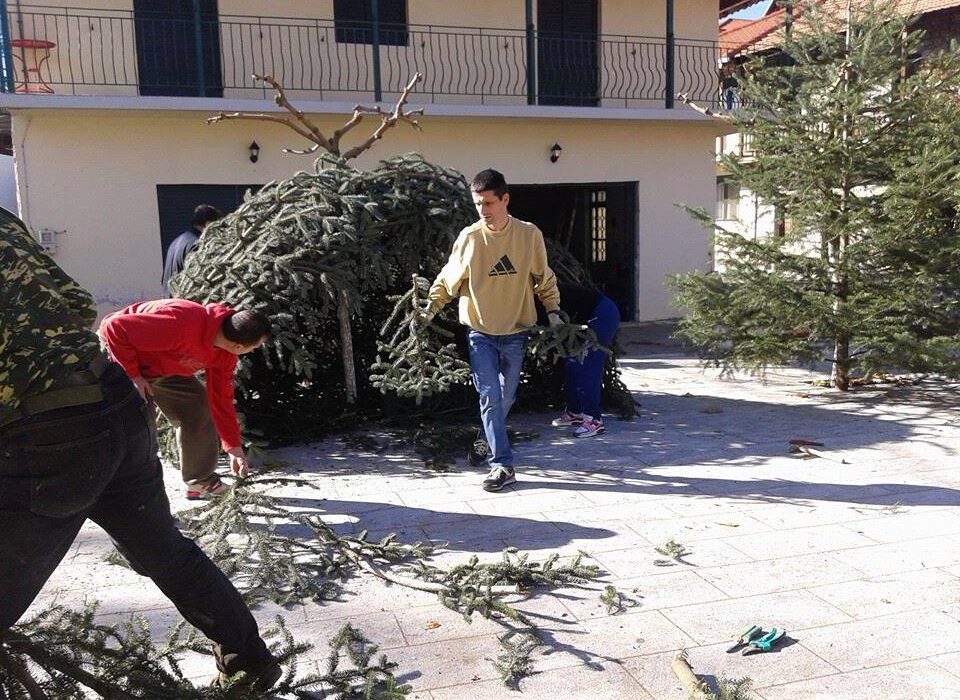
[148,375,219,483]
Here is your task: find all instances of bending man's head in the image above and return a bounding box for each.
[217,309,271,355]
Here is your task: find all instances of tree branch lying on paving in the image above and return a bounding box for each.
[168,476,605,687]
[0,604,409,699]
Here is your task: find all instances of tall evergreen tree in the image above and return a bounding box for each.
[673,1,960,389]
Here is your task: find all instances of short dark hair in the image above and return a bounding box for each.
[470,169,508,198]
[222,309,271,345]
[191,204,224,228]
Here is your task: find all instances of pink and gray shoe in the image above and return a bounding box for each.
[551,410,584,427]
[574,416,605,438]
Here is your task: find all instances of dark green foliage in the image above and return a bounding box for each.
[526,311,609,364]
[172,153,635,442]
[370,275,472,404]
[654,539,692,567]
[673,1,960,389]
[171,477,601,627]
[0,604,408,699]
[493,632,539,690]
[173,475,433,607]
[600,584,641,614]
[414,549,601,625]
[172,153,475,435]
[100,475,607,691]
[340,422,538,471]
[692,676,757,700]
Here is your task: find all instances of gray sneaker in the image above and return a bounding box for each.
[482,465,516,492]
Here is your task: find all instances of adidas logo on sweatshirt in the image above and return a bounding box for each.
[488,255,518,277]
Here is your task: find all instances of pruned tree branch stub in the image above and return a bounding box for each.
[206,72,425,161]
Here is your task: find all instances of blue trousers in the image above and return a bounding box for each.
[564,296,620,420]
[467,330,528,468]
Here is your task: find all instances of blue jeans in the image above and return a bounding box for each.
[467,330,528,468]
[565,296,620,420]
[0,363,274,678]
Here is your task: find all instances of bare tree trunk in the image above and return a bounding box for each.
[337,290,357,404]
[832,334,850,391]
[832,1,854,393]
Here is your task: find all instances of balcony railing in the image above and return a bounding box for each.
[0,6,721,109]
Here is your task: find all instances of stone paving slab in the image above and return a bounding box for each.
[658,589,853,646]
[695,552,866,598]
[18,325,960,698]
[796,609,960,672]
[758,659,960,699]
[430,663,652,699]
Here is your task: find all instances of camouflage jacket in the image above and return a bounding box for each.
[0,209,101,423]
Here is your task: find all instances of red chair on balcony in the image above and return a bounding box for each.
[12,38,56,94]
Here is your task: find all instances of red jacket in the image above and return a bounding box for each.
[100,300,242,451]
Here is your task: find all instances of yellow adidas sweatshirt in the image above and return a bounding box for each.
[428,217,561,335]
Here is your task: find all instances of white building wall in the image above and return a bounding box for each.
[10,109,717,321]
[0,155,17,213]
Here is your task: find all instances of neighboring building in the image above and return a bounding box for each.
[715,0,960,243]
[0,1,731,321]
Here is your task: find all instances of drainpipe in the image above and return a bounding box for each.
[665,0,675,109]
[371,0,382,102]
[0,0,15,92]
[525,0,536,105]
[191,0,206,97]
[785,0,793,41]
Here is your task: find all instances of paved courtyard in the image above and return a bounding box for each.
[26,324,960,698]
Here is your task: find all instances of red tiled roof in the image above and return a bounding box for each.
[720,0,960,58]
[719,18,753,31]
[719,8,792,59]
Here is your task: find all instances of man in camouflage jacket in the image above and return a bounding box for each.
[0,208,281,690]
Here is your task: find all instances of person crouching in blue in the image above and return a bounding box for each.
[548,282,621,437]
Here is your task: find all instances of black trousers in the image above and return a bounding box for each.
[0,364,273,677]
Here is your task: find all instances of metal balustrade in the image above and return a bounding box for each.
[0,6,721,108]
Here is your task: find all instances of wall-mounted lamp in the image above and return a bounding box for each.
[248,141,260,163]
[549,142,562,163]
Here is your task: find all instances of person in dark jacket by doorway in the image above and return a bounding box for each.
[549,282,620,437]
[161,204,223,296]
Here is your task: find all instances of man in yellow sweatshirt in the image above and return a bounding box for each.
[427,169,562,491]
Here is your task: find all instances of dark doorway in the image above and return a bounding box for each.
[155,184,259,271]
[510,182,636,320]
[134,0,223,97]
[537,0,599,106]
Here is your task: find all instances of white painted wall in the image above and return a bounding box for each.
[10,109,717,321]
[0,155,17,213]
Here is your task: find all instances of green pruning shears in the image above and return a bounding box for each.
[726,624,763,653]
[726,625,786,655]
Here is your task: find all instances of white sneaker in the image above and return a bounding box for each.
[551,410,584,427]
[574,416,605,438]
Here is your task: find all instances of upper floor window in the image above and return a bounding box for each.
[334,0,408,46]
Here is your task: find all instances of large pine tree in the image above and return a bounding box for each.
[673,1,960,389]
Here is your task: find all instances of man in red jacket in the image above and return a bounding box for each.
[100,300,270,499]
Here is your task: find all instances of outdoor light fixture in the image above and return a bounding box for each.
[248,141,260,163]
[549,142,562,163]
